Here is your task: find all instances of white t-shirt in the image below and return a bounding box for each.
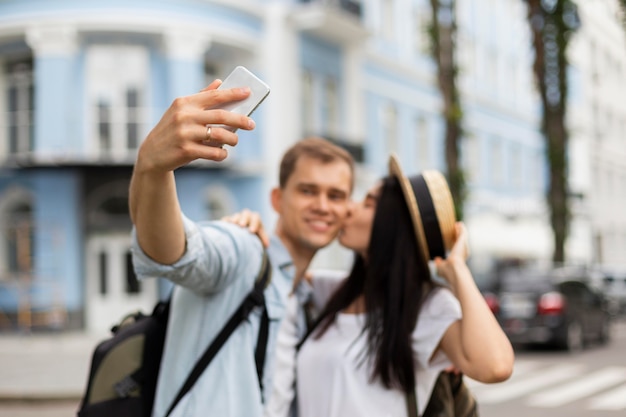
[296,287,461,417]
[263,271,346,417]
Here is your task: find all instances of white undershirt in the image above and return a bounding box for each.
[296,287,461,417]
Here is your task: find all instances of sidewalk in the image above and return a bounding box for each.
[0,332,102,402]
[1,318,624,405]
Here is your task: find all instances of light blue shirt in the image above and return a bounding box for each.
[131,215,296,417]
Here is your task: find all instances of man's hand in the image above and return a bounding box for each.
[222,209,270,248]
[129,81,256,264]
[135,80,256,175]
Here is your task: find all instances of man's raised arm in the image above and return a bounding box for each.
[129,80,255,264]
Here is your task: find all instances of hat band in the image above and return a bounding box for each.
[411,175,446,259]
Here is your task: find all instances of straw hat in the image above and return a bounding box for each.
[388,154,457,263]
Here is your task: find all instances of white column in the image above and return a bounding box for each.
[25,25,79,157]
[343,44,365,143]
[163,29,212,61]
[0,57,6,156]
[260,3,301,229]
[162,29,212,99]
[25,24,78,57]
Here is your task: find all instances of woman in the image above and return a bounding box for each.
[232,155,514,417]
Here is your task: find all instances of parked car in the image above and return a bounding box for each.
[495,266,612,351]
[597,267,626,316]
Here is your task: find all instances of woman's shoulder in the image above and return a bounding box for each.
[421,285,461,318]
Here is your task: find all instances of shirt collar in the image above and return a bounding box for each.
[267,234,315,305]
[268,234,295,278]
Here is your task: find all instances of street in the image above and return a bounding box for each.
[469,317,626,417]
[0,318,624,417]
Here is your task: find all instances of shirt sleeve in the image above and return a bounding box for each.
[263,295,300,417]
[412,286,462,369]
[131,214,264,295]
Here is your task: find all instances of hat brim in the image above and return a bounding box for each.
[388,154,457,263]
[388,154,430,264]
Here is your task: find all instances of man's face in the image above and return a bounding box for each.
[273,155,352,255]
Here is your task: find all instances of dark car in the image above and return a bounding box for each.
[597,267,626,316]
[495,266,612,351]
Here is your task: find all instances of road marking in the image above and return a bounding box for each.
[526,367,626,407]
[588,384,626,410]
[472,363,585,404]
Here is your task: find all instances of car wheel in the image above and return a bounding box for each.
[565,321,584,352]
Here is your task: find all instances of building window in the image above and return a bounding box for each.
[487,48,498,89]
[323,77,339,137]
[413,5,430,55]
[204,61,219,87]
[302,71,315,135]
[416,116,430,169]
[463,134,481,183]
[490,137,504,187]
[4,58,34,156]
[382,104,398,155]
[97,99,111,152]
[461,36,476,82]
[510,143,523,189]
[0,190,33,280]
[86,181,132,231]
[85,44,149,160]
[126,88,140,150]
[381,0,395,41]
[532,149,545,192]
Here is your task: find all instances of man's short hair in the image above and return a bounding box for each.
[279,137,355,190]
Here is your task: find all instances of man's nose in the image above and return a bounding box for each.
[313,194,330,211]
[345,200,356,217]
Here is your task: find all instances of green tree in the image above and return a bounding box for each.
[525,0,579,263]
[428,0,466,220]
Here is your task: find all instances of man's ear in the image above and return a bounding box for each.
[270,187,282,214]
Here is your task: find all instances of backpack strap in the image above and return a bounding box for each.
[254,253,271,396]
[255,302,270,396]
[165,252,272,417]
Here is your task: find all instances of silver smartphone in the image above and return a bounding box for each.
[211,65,270,133]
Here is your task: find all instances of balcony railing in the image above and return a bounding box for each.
[292,0,369,45]
[299,0,363,19]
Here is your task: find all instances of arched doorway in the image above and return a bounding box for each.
[84,180,157,335]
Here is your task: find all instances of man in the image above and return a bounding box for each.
[129,80,354,417]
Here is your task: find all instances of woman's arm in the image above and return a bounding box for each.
[435,223,514,383]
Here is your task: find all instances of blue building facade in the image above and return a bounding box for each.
[0,0,553,333]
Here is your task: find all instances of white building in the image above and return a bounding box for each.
[568,1,626,269]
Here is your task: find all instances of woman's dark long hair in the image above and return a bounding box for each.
[311,176,433,394]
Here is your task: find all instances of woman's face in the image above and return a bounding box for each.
[338,182,382,258]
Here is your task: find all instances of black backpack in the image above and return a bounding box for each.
[77,253,271,417]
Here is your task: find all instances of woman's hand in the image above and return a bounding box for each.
[434,222,469,285]
[448,222,469,261]
[222,209,270,248]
